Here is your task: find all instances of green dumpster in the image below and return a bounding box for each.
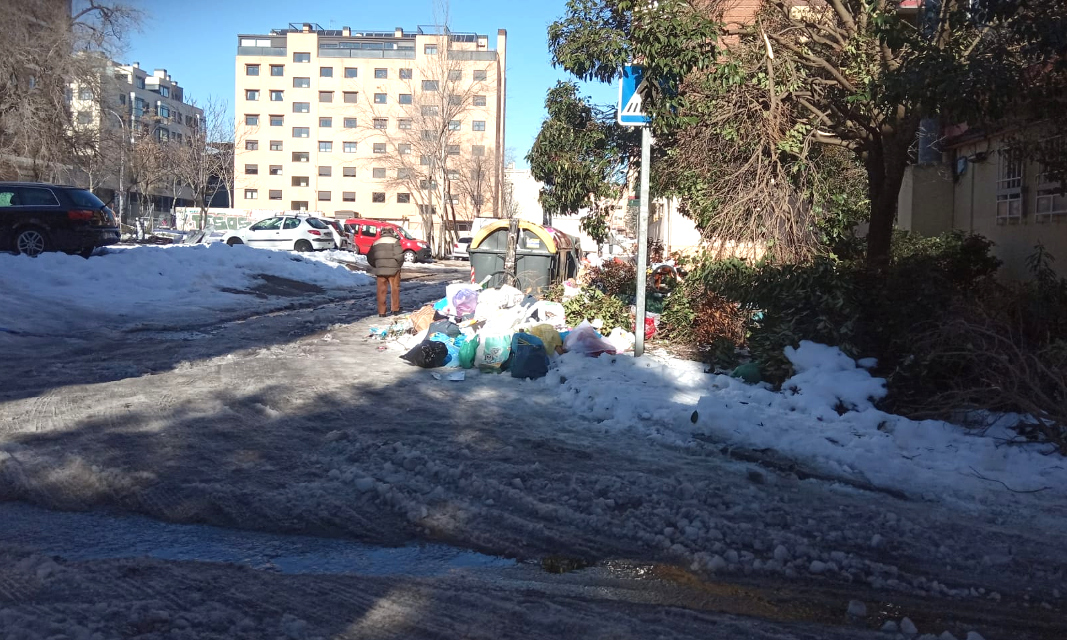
[469,220,579,295]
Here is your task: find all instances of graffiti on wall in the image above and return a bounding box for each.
[174,208,326,232]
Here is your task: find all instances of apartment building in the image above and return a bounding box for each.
[234,23,507,240]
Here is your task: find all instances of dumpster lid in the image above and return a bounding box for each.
[470,220,558,253]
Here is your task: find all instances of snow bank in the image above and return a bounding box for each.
[541,341,1067,505]
[0,244,373,335]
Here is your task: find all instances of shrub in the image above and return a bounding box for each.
[563,288,632,334]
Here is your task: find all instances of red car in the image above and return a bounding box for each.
[344,218,432,263]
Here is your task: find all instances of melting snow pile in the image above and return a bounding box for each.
[544,341,1067,506]
[0,243,373,336]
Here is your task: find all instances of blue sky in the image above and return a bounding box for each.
[123,0,617,167]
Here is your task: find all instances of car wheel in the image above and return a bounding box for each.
[15,227,49,257]
[295,239,313,252]
[403,250,416,264]
[226,237,244,246]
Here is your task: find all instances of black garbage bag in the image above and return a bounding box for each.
[400,340,449,368]
[428,320,461,338]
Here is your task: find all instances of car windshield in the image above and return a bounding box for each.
[396,226,416,240]
[67,189,106,209]
[305,217,330,230]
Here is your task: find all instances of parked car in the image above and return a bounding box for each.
[344,218,431,263]
[319,218,354,251]
[449,236,472,260]
[0,182,119,257]
[222,215,335,251]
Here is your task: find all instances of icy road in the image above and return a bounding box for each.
[0,248,1065,639]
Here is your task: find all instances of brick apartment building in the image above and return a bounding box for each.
[233,22,507,241]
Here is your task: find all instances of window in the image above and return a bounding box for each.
[270,140,283,151]
[245,140,258,150]
[244,164,258,175]
[446,144,460,155]
[448,95,462,106]
[447,170,460,180]
[291,201,309,210]
[292,176,309,187]
[424,44,437,55]
[398,143,411,155]
[269,189,282,200]
[293,127,309,138]
[420,155,431,165]
[136,76,145,89]
[419,179,438,190]
[448,120,460,131]
[292,151,309,162]
[421,106,438,117]
[374,68,388,79]
[344,67,357,78]
[372,192,386,203]
[270,90,284,101]
[398,93,413,105]
[119,94,127,105]
[319,117,332,127]
[320,66,333,77]
[373,143,387,154]
[473,69,487,81]
[249,217,282,231]
[343,191,356,202]
[270,115,284,126]
[319,91,334,103]
[343,142,357,153]
[293,77,310,88]
[294,52,310,63]
[246,90,259,101]
[343,117,357,128]
[373,93,387,104]
[422,80,439,91]
[343,167,357,177]
[373,118,387,130]
[372,168,386,179]
[269,165,283,175]
[448,70,462,81]
[76,111,93,125]
[343,91,358,103]
[319,141,332,152]
[293,102,309,113]
[78,88,93,100]
[157,104,171,119]
[398,118,412,130]
[472,120,486,132]
[996,148,1024,223]
[397,193,411,203]
[1036,138,1067,221]
[246,64,260,76]
[397,168,412,179]
[360,225,378,238]
[245,189,258,199]
[318,191,331,201]
[270,65,284,76]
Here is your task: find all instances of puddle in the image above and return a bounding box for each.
[0,502,514,577]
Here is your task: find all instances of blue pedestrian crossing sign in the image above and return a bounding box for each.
[618,64,651,126]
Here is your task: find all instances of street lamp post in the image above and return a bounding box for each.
[105,109,129,228]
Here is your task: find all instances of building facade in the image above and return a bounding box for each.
[233,23,507,244]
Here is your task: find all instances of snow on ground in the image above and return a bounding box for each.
[0,244,373,336]
[540,340,1067,509]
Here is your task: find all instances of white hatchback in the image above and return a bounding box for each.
[223,215,336,252]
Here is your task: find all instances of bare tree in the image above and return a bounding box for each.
[174,96,230,229]
[125,125,167,235]
[0,1,140,181]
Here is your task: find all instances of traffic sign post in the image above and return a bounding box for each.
[619,65,651,357]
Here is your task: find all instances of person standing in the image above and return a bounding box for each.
[368,226,403,317]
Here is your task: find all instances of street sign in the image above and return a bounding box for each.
[618,64,651,126]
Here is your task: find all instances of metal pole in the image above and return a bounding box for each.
[634,125,651,357]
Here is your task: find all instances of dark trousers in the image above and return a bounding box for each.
[376,272,401,315]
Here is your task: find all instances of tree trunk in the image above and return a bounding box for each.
[864,135,911,270]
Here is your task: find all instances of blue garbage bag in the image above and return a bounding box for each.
[510,333,549,379]
[429,332,461,367]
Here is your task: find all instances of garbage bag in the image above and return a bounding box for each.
[528,300,566,329]
[428,320,461,338]
[409,305,435,334]
[454,288,480,318]
[476,333,513,371]
[459,335,480,369]
[527,324,564,356]
[400,340,449,368]
[564,322,617,357]
[606,327,636,353]
[634,316,657,341]
[428,332,461,367]
[510,333,549,379]
[478,285,525,312]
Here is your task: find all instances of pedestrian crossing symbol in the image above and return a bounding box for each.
[618,64,651,126]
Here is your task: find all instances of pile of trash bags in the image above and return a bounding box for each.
[373,281,643,380]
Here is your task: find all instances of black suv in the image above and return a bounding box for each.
[0,182,120,257]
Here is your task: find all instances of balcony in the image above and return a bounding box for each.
[448,50,497,61]
[237,46,287,57]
